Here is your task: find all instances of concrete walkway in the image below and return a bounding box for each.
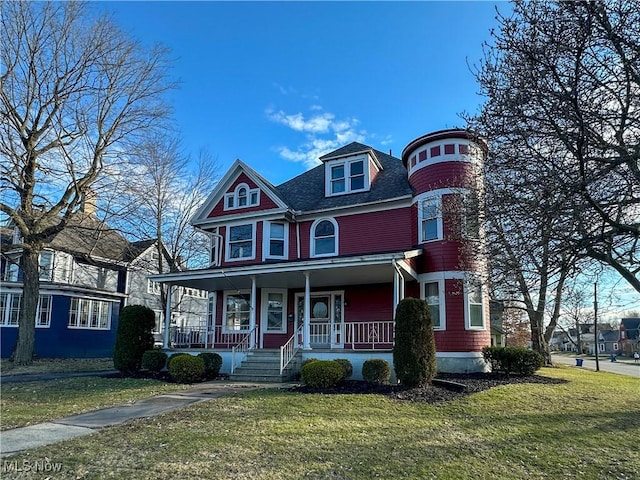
[0,379,294,458]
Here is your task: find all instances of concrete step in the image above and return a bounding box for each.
[233,367,282,376]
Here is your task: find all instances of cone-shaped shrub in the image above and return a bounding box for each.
[393,298,437,387]
[113,305,156,373]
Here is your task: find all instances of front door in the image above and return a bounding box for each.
[296,292,344,348]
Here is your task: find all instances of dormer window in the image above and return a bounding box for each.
[224,183,260,211]
[325,155,374,197]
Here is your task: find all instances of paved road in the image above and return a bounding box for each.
[552,353,640,378]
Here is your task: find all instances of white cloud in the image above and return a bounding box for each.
[267,107,367,168]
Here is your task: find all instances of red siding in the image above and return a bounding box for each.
[408,162,476,194]
[207,173,280,218]
[420,241,466,272]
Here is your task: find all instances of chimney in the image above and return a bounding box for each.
[81,189,97,216]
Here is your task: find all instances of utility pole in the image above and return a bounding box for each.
[593,282,600,372]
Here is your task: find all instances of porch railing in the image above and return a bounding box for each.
[170,325,253,349]
[345,321,394,349]
[280,325,303,375]
[231,326,257,374]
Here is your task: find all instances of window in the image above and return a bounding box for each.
[613,342,618,351]
[224,292,251,332]
[262,289,287,333]
[331,165,345,194]
[599,343,605,352]
[463,192,481,239]
[5,261,19,282]
[209,228,220,266]
[224,183,260,210]
[420,198,440,242]
[326,158,370,196]
[424,282,444,329]
[39,251,53,281]
[0,293,51,327]
[147,279,161,295]
[56,253,73,283]
[311,218,338,257]
[265,222,287,259]
[207,293,216,329]
[226,223,255,261]
[466,279,484,329]
[68,298,111,329]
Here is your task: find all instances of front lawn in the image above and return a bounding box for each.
[0,357,114,376]
[0,377,187,430]
[4,366,639,479]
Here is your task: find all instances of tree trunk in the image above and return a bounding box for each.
[13,247,41,365]
[530,310,552,366]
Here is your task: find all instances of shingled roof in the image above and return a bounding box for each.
[275,142,413,212]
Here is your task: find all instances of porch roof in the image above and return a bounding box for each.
[150,250,421,292]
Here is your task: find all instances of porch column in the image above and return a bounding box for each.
[163,284,172,348]
[303,271,311,349]
[250,275,257,348]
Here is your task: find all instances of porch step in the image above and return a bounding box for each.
[229,349,299,383]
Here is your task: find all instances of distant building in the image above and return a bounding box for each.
[0,212,206,358]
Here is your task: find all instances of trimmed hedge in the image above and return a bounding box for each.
[168,354,205,384]
[113,305,156,373]
[482,346,544,376]
[300,360,344,389]
[167,353,191,370]
[362,359,391,384]
[198,352,223,379]
[141,349,167,372]
[334,358,353,380]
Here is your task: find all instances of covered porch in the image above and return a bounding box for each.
[151,250,421,373]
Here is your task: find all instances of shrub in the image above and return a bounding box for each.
[300,360,344,389]
[113,305,156,374]
[301,358,319,369]
[198,352,223,379]
[362,359,391,384]
[393,298,437,387]
[168,354,205,384]
[333,358,353,380]
[482,346,544,376]
[167,353,191,370]
[141,349,167,372]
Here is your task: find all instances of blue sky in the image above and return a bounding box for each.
[99,1,507,184]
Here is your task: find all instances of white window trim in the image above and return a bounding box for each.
[147,278,161,295]
[222,290,251,333]
[224,221,257,262]
[209,228,221,267]
[0,293,51,328]
[263,221,289,260]
[223,183,260,211]
[464,278,486,330]
[408,140,480,175]
[310,217,339,258]
[418,196,443,243]
[207,292,217,329]
[39,250,54,281]
[420,278,446,331]
[324,156,372,197]
[261,288,288,334]
[67,297,112,330]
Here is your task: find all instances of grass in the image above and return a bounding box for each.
[0,377,187,430]
[1,357,115,376]
[2,366,639,479]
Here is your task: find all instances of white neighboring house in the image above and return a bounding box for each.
[0,211,207,358]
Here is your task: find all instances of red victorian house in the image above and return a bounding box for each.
[152,129,490,381]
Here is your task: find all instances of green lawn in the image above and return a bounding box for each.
[1,357,114,376]
[0,377,187,430]
[2,366,638,479]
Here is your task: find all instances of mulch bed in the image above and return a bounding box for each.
[291,372,568,404]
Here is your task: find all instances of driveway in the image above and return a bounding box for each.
[552,353,640,378]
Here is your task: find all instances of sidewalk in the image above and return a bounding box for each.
[0,379,295,458]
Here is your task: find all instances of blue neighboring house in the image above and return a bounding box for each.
[0,206,207,359]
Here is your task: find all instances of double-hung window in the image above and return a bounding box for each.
[466,279,484,329]
[39,251,53,281]
[224,292,251,332]
[266,222,287,259]
[420,198,440,242]
[227,223,255,261]
[463,192,481,240]
[327,158,369,195]
[349,160,365,190]
[330,165,345,194]
[424,282,443,329]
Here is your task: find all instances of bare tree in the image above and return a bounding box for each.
[468,0,640,293]
[0,1,175,364]
[112,133,219,325]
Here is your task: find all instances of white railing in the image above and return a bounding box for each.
[345,321,394,350]
[280,325,303,375]
[171,325,252,349]
[231,326,257,374]
[309,322,332,346]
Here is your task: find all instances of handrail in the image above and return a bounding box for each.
[231,326,257,374]
[280,325,303,375]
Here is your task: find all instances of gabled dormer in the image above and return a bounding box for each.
[319,143,383,198]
